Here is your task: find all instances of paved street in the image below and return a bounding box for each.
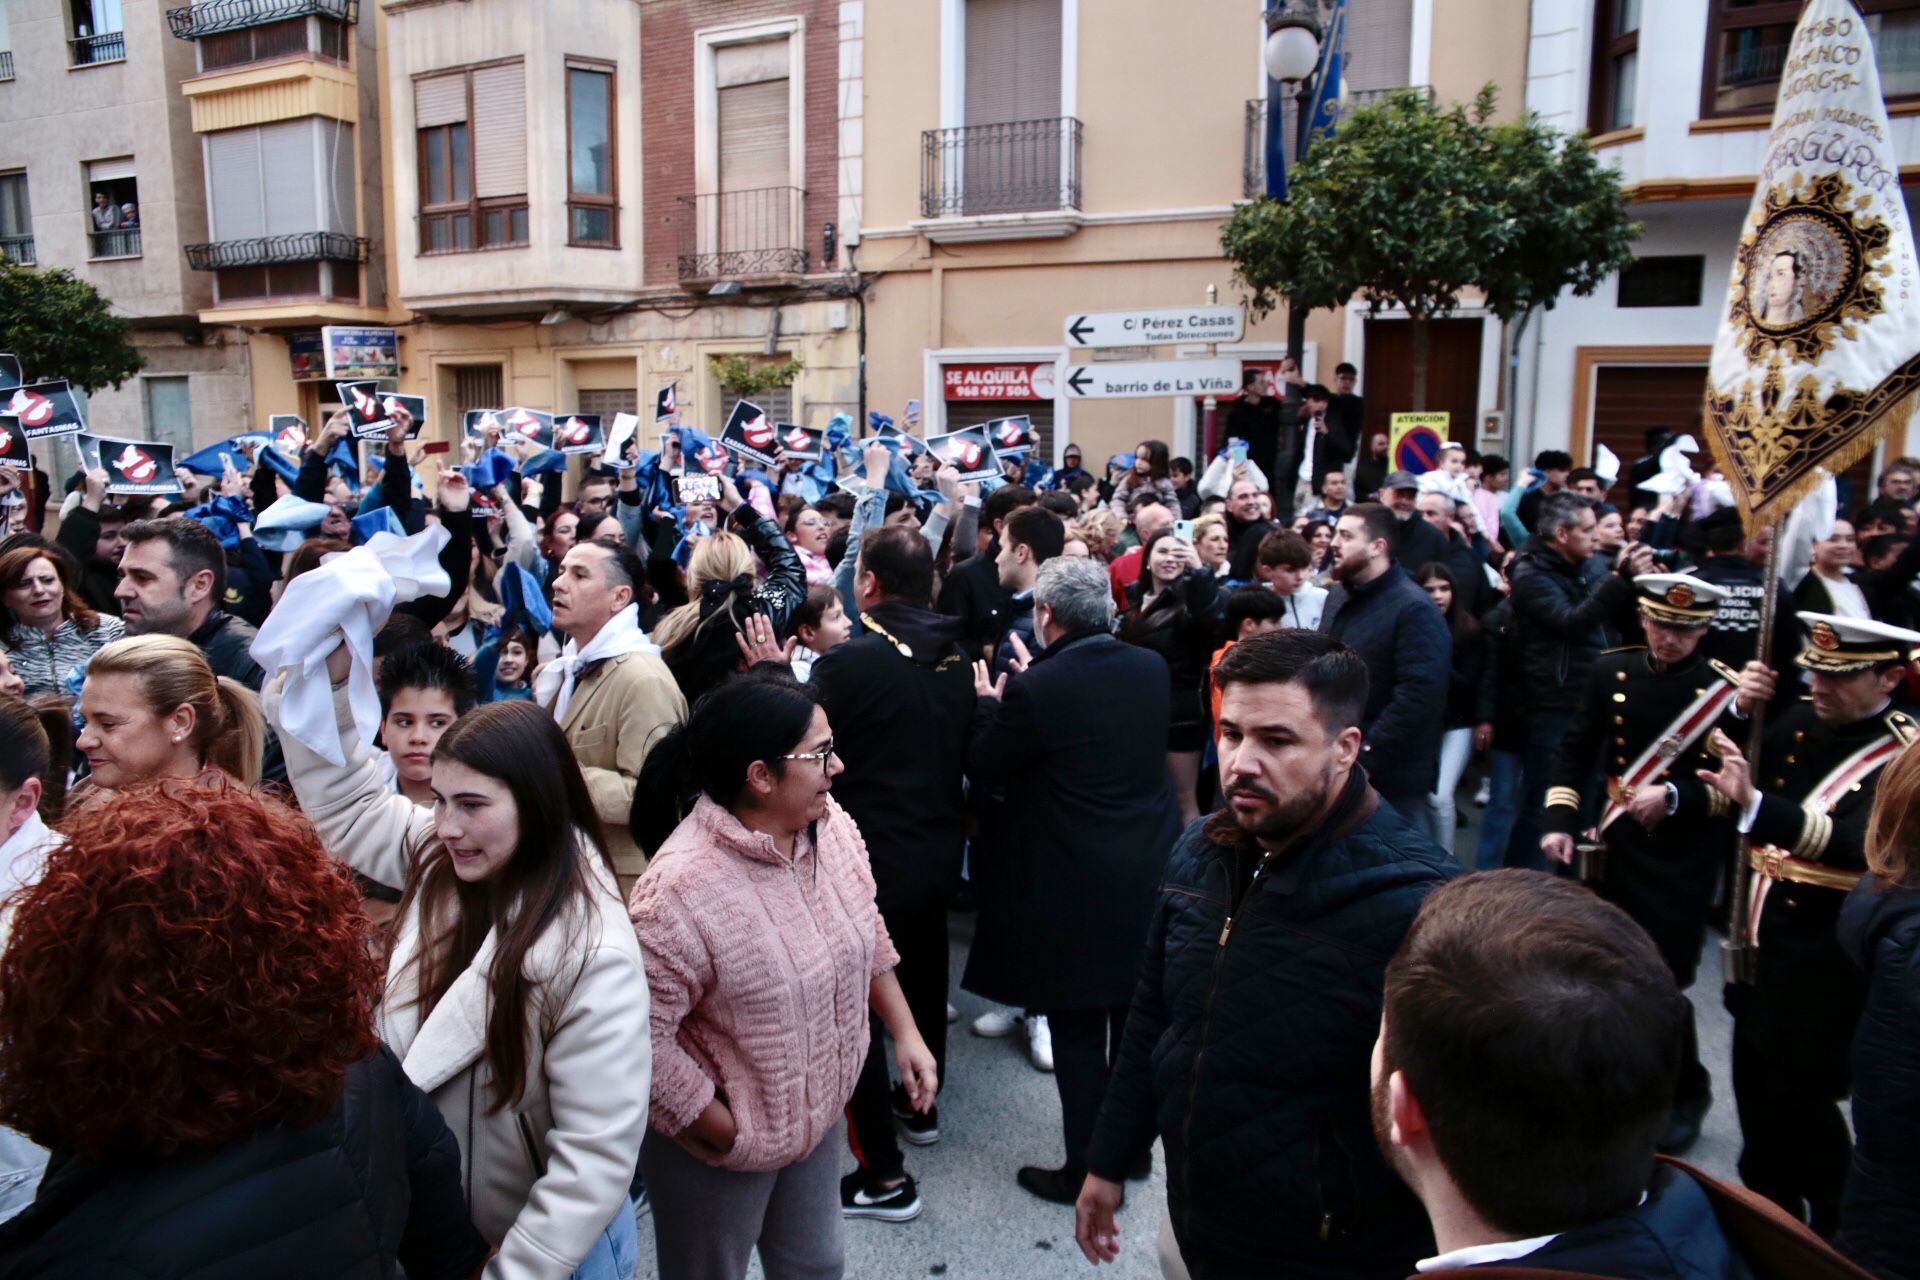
[635,799,1750,1280]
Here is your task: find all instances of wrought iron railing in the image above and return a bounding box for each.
[167,0,356,39]
[1243,85,1435,198]
[184,231,368,270]
[89,228,142,259]
[0,236,34,266]
[70,31,127,66]
[0,51,14,81]
[677,187,808,281]
[921,116,1082,219]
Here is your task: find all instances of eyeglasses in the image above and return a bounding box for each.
[779,740,836,773]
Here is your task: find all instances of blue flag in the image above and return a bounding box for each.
[1298,0,1347,159]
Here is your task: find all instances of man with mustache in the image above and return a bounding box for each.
[1076,629,1457,1279]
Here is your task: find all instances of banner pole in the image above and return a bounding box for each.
[1722,524,1783,984]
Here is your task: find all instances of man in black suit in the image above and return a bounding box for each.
[967,556,1180,1205]
[937,484,1036,659]
[814,525,977,1219]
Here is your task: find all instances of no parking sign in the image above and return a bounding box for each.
[1389,413,1449,475]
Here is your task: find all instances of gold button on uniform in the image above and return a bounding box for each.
[1613,692,1627,703]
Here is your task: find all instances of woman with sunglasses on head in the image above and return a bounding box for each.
[629,667,937,1279]
[265,644,650,1280]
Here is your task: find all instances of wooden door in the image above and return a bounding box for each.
[1361,318,1483,444]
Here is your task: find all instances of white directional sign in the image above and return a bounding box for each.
[1062,359,1242,400]
[1063,306,1244,348]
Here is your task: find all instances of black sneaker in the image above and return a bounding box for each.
[891,1085,940,1145]
[841,1170,922,1222]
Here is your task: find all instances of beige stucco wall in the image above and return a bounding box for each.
[383,0,645,310]
[1426,0,1530,120]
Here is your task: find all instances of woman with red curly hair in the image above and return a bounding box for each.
[0,781,489,1278]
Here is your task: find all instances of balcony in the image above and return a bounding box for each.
[1243,85,1435,198]
[89,228,142,259]
[167,0,356,39]
[920,116,1082,236]
[69,31,127,67]
[677,187,809,285]
[0,51,14,81]
[0,236,34,266]
[184,230,368,270]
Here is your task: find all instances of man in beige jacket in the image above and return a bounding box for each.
[536,537,686,889]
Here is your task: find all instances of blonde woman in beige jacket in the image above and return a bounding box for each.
[266,648,650,1280]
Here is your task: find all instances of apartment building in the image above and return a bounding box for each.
[0,0,252,451]
[1519,0,1920,471]
[171,0,400,433]
[856,0,1528,466]
[372,0,859,450]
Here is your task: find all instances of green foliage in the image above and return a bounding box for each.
[0,264,145,394]
[708,353,805,397]
[1221,84,1640,327]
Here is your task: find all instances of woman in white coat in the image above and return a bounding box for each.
[265,643,650,1280]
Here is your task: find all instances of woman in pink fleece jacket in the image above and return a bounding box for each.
[629,667,937,1280]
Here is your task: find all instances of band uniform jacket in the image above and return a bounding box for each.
[1543,648,1740,983]
[1731,698,1920,1086]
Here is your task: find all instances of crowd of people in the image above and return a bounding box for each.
[1,379,1919,1280]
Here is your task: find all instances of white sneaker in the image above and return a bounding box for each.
[946,1002,959,1024]
[1027,1014,1054,1073]
[971,1008,1020,1038]
[1472,778,1492,807]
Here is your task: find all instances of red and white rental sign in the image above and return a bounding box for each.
[942,363,1058,401]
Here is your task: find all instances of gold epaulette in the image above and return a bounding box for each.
[1709,658,1743,687]
[1886,709,1918,748]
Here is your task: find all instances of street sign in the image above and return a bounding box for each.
[1063,306,1244,348]
[1062,359,1242,400]
[1390,413,1450,474]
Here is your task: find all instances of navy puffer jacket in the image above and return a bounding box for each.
[1085,767,1458,1280]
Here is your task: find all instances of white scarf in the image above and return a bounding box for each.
[534,603,658,721]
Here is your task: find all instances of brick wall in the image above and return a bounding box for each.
[639,0,842,287]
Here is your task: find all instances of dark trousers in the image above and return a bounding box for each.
[845,896,949,1182]
[1503,709,1575,871]
[1048,1006,1128,1176]
[1732,1017,1852,1235]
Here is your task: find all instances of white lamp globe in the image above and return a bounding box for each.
[1264,23,1321,83]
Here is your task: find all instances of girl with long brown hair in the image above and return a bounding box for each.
[266,646,649,1280]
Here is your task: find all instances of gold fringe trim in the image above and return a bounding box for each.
[1702,387,1920,534]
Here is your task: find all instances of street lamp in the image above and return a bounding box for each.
[1263,1,1323,379]
[1264,5,1322,84]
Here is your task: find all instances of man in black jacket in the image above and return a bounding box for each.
[1318,504,1451,824]
[1503,492,1649,870]
[937,484,1034,659]
[812,524,975,1222]
[1223,477,1277,581]
[1077,630,1457,1279]
[968,556,1179,1205]
[1382,471,1447,570]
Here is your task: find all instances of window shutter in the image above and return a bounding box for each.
[718,78,789,192]
[261,119,317,235]
[470,62,527,198]
[205,130,264,241]
[87,156,137,183]
[322,121,357,235]
[1341,0,1413,94]
[454,365,504,416]
[0,175,30,240]
[965,0,1061,126]
[415,73,467,127]
[715,38,789,88]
